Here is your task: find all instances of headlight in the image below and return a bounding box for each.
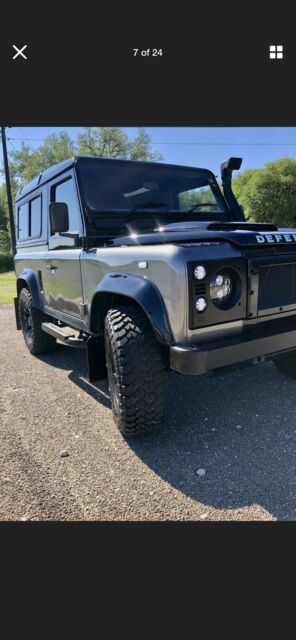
[194,265,206,280]
[210,269,241,309]
[195,297,207,312]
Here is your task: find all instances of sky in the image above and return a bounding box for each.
[2,127,296,185]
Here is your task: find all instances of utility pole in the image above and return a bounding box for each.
[1,126,16,256]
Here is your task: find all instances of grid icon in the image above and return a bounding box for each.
[269,45,283,59]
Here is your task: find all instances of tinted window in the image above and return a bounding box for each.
[18,202,29,240]
[77,160,226,214]
[53,178,80,233]
[30,196,41,237]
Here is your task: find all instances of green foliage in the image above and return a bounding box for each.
[179,186,216,210]
[232,169,259,220]
[0,254,13,273]
[77,127,129,158]
[0,183,9,231]
[128,128,163,161]
[233,158,296,227]
[0,183,12,263]
[77,127,163,161]
[0,230,11,254]
[8,132,76,185]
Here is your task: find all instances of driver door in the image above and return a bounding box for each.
[42,171,84,318]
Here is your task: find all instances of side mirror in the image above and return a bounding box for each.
[49,202,69,234]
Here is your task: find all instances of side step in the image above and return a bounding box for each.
[42,322,86,348]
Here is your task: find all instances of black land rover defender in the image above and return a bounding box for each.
[13,156,296,436]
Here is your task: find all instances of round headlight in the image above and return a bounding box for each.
[194,265,206,280]
[210,269,241,309]
[195,297,207,312]
[210,271,232,305]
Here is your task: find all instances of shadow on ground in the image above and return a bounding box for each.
[39,344,111,410]
[40,345,296,520]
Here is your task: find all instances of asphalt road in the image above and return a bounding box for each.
[2,303,296,521]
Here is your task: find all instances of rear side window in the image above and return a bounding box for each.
[17,195,42,241]
[18,202,29,240]
[30,196,42,237]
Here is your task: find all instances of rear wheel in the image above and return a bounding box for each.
[19,288,56,354]
[273,352,296,379]
[104,305,166,437]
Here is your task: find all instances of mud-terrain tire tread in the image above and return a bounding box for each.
[19,288,56,354]
[104,305,166,437]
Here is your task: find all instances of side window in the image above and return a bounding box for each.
[18,202,29,240]
[51,177,81,234]
[17,196,41,241]
[30,196,42,238]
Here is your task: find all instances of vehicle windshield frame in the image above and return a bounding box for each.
[75,157,230,221]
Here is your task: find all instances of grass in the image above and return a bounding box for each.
[0,271,16,305]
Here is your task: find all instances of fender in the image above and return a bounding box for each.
[16,268,43,309]
[89,273,173,345]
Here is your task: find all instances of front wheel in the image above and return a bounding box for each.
[104,305,166,437]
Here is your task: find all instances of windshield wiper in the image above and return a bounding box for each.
[188,203,220,213]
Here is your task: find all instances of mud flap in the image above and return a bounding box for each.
[86,335,107,382]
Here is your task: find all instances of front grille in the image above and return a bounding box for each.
[258,263,296,310]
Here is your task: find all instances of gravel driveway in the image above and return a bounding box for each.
[2,303,296,521]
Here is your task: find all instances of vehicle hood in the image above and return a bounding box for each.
[108,221,296,249]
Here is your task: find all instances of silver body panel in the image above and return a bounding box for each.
[81,244,188,343]
[15,239,245,345]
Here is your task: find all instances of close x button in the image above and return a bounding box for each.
[12,44,27,60]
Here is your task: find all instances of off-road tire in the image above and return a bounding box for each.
[104,305,166,437]
[273,352,296,379]
[19,288,56,355]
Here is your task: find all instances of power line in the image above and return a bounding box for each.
[7,137,52,142]
[18,127,30,141]
[5,137,296,146]
[150,142,296,146]
[8,138,18,153]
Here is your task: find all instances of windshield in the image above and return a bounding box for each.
[77,159,227,216]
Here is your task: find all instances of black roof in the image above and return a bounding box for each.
[15,156,216,202]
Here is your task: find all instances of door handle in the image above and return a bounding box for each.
[45,265,58,271]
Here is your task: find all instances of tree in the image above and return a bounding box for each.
[129,128,163,161]
[232,168,259,220]
[0,183,9,232]
[232,158,296,227]
[8,132,76,185]
[77,127,163,161]
[0,184,12,261]
[77,127,129,158]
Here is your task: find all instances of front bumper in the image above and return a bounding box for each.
[170,321,296,375]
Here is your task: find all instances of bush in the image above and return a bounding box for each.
[0,254,14,273]
[0,229,13,272]
[233,158,296,227]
